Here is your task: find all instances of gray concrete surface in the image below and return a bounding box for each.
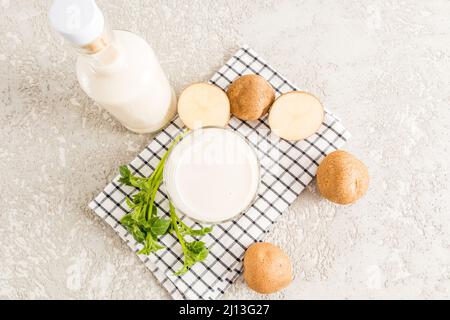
[1,0,450,299]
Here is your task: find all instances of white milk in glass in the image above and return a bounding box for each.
[49,0,176,133]
[164,128,260,224]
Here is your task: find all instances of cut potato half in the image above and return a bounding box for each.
[178,83,230,129]
[268,91,324,141]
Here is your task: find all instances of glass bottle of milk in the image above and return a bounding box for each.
[49,0,177,133]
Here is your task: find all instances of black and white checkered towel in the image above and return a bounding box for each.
[89,46,351,300]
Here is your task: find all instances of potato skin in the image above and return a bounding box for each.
[243,242,293,294]
[227,74,275,121]
[316,150,369,205]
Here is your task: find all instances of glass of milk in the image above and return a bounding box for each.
[164,127,261,224]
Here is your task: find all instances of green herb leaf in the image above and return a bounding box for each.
[125,196,135,209]
[119,165,148,189]
[129,224,146,243]
[130,202,145,223]
[132,192,146,205]
[149,217,171,235]
[138,233,165,255]
[181,224,213,237]
[186,241,209,261]
[186,240,206,253]
[120,213,134,228]
[118,165,131,184]
[174,242,209,276]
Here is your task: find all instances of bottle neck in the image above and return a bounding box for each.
[89,39,121,67]
[78,22,123,69]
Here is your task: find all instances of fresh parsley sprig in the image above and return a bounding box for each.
[118,133,212,275]
[169,202,212,275]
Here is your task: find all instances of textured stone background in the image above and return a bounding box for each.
[1,0,450,299]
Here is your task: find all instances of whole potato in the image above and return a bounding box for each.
[243,242,293,294]
[227,74,275,121]
[316,150,369,204]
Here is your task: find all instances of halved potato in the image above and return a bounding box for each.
[268,91,324,141]
[177,83,230,129]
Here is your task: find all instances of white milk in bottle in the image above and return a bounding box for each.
[49,0,176,133]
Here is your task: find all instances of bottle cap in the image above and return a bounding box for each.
[49,0,105,46]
